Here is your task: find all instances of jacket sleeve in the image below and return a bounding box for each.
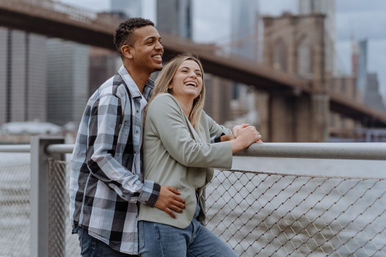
[203,111,232,139]
[147,94,232,169]
[87,94,160,206]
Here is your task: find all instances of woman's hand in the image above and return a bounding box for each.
[230,125,262,153]
[232,124,249,138]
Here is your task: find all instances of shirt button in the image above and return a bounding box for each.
[136,110,139,113]
[136,130,139,134]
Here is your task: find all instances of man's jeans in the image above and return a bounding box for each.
[77,226,138,257]
[138,205,238,257]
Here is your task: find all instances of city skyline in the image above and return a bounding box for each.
[58,0,386,97]
[0,0,384,138]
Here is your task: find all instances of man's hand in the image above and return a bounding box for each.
[154,186,185,219]
[220,134,235,142]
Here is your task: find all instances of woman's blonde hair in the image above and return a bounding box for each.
[148,55,206,130]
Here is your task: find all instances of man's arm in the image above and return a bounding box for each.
[86,94,184,216]
[155,186,185,219]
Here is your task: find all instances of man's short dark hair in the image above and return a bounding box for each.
[114,17,154,54]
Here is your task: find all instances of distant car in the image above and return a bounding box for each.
[0,121,62,135]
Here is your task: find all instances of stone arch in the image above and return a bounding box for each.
[273,38,288,72]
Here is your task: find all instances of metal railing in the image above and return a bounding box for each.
[0,137,386,257]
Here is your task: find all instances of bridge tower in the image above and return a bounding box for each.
[261,13,329,142]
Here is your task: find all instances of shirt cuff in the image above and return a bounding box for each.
[138,180,160,206]
[212,133,225,143]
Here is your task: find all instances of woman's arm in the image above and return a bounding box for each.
[204,111,232,137]
[204,112,262,147]
[147,94,233,169]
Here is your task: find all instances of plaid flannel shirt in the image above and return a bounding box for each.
[69,65,160,254]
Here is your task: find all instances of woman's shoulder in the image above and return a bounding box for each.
[147,93,182,115]
[152,93,175,102]
[151,93,176,104]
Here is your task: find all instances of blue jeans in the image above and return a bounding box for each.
[138,205,238,257]
[76,226,138,257]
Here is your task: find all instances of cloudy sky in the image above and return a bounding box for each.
[60,0,386,96]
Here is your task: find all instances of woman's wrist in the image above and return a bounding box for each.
[230,138,244,153]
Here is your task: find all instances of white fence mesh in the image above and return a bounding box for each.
[0,153,30,257]
[1,156,385,257]
[205,169,386,256]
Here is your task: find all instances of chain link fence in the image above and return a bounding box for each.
[0,155,81,257]
[49,160,81,257]
[205,169,386,257]
[1,155,385,256]
[0,153,31,257]
[47,160,386,257]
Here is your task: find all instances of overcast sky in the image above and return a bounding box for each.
[59,0,386,96]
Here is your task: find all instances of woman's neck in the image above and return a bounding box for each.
[173,95,194,118]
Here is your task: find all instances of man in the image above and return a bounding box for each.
[69,18,185,257]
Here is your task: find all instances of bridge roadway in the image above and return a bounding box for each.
[1,0,386,127]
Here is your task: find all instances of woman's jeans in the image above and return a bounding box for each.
[138,204,238,257]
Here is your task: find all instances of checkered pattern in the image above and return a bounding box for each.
[69,65,159,254]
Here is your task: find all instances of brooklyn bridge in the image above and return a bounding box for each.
[1,0,386,141]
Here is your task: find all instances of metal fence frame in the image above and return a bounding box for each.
[1,136,386,257]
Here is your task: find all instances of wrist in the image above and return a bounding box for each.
[230,138,244,153]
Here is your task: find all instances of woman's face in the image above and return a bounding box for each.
[168,60,203,100]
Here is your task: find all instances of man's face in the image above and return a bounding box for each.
[129,25,164,73]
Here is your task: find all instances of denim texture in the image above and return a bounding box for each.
[138,205,238,257]
[77,226,138,257]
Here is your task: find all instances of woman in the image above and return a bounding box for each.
[138,55,261,257]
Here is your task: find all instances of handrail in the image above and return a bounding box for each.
[238,142,386,160]
[2,142,386,161]
[46,144,74,154]
[0,144,30,152]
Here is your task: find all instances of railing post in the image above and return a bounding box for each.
[30,136,65,257]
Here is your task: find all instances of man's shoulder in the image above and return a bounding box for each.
[93,76,130,100]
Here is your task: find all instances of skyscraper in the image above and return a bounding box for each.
[156,0,193,39]
[110,0,142,18]
[0,28,8,125]
[230,0,259,60]
[351,37,359,77]
[89,48,120,96]
[46,39,89,125]
[0,0,48,126]
[0,28,47,125]
[356,39,368,95]
[364,73,386,112]
[229,0,260,124]
[298,0,336,75]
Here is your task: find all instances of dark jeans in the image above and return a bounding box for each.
[77,226,138,257]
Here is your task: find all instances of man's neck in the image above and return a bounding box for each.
[124,63,150,93]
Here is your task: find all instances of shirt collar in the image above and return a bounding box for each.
[118,65,154,99]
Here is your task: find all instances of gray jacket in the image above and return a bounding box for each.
[138,93,232,228]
